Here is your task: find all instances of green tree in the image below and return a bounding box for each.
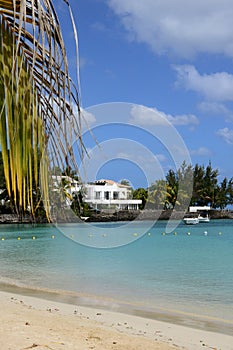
[198,163,218,206]
[164,162,193,210]
[120,179,133,199]
[62,167,80,182]
[214,177,233,209]
[166,169,178,208]
[191,163,219,207]
[227,178,233,206]
[214,177,228,209]
[176,161,193,209]
[120,179,131,186]
[148,179,167,209]
[133,188,148,209]
[191,164,205,206]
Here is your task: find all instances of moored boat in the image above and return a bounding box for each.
[183,217,199,225]
[198,214,210,223]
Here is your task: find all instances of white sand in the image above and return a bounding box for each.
[0,290,233,350]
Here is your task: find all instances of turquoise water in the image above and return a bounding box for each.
[0,219,233,325]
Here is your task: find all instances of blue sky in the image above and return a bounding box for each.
[56,0,233,189]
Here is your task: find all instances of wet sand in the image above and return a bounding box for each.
[0,290,233,350]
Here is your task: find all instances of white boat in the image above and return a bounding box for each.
[183,217,199,225]
[198,214,210,223]
[80,216,89,221]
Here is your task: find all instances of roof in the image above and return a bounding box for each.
[95,179,131,188]
[189,206,211,212]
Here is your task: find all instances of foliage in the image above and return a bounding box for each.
[0,151,5,189]
[1,152,233,215]
[147,179,168,209]
[0,22,46,218]
[120,179,131,187]
[133,188,148,209]
[166,169,178,208]
[191,162,219,206]
[0,1,84,220]
[144,162,233,211]
[176,161,193,209]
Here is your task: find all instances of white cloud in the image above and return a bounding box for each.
[198,102,229,114]
[129,105,168,126]
[129,104,199,127]
[174,65,233,102]
[107,0,233,58]
[190,147,212,156]
[155,154,167,162]
[80,108,96,125]
[217,127,233,144]
[198,102,233,121]
[169,114,199,126]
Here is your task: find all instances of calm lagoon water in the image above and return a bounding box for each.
[0,219,233,327]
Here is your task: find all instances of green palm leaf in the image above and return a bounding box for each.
[0,0,83,220]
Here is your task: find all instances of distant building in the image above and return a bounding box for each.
[84,179,141,211]
[51,175,81,206]
[51,177,141,211]
[51,175,80,191]
[189,206,211,213]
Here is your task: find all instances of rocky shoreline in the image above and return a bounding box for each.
[1,209,233,224]
[85,209,233,222]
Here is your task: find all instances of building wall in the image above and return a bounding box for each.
[85,183,130,201]
[84,181,141,210]
[51,177,141,210]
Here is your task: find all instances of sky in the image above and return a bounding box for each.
[55,0,233,189]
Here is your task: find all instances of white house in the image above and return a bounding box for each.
[189,206,211,213]
[84,179,141,210]
[51,177,141,211]
[51,175,81,191]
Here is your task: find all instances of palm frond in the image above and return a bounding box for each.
[0,0,83,220]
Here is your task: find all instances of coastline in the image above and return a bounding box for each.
[0,285,233,350]
[1,209,233,224]
[1,219,233,349]
[1,289,233,350]
[1,281,233,336]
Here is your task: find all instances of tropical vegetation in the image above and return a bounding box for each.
[133,161,233,210]
[0,2,232,221]
[1,156,233,217]
[0,0,84,221]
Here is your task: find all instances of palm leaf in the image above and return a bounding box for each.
[0,0,83,220]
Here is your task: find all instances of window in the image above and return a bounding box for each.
[104,191,110,200]
[113,191,119,199]
[95,191,101,199]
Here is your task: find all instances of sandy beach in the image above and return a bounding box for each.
[0,290,232,350]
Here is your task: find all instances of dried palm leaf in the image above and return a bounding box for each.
[0,0,84,220]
